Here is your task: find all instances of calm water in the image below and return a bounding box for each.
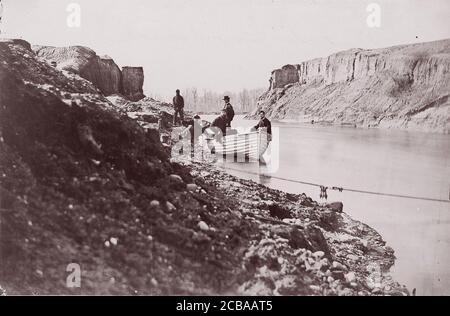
[203,115,450,295]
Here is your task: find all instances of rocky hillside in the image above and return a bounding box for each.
[0,38,407,295]
[251,39,450,133]
[33,45,145,101]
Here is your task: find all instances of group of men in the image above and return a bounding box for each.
[172,89,271,138]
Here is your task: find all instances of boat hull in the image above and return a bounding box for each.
[205,130,270,161]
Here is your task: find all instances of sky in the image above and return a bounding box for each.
[1,0,450,100]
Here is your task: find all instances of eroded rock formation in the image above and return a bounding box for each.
[32,45,145,101]
[253,39,450,133]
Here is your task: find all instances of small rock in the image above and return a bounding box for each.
[198,221,209,231]
[169,174,183,183]
[110,237,118,246]
[326,202,343,213]
[332,261,347,271]
[105,241,111,247]
[372,288,382,295]
[150,200,160,208]
[327,276,334,283]
[313,251,325,259]
[350,282,358,288]
[186,184,198,192]
[309,285,321,292]
[332,270,345,280]
[151,278,158,286]
[345,272,357,283]
[320,258,330,268]
[307,257,315,265]
[166,201,176,211]
[346,254,359,262]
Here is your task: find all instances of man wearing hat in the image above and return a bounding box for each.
[222,96,235,127]
[173,89,185,126]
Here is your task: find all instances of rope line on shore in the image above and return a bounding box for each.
[217,165,450,204]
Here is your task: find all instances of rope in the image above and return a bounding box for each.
[216,165,450,204]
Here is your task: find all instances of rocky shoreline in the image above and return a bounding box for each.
[172,159,409,296]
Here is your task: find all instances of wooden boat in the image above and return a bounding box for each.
[203,128,270,161]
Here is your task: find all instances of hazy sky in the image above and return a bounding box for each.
[2,0,450,100]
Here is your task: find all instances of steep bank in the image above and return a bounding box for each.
[251,39,450,133]
[0,38,406,295]
[33,45,145,101]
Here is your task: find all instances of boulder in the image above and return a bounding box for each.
[198,221,209,231]
[327,202,343,213]
[186,184,198,192]
[270,225,331,257]
[122,67,145,101]
[268,203,291,220]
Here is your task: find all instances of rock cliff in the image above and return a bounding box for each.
[33,45,145,101]
[252,39,450,133]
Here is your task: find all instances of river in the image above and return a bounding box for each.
[202,115,450,296]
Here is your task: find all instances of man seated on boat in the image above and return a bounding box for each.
[211,109,229,136]
[252,110,272,140]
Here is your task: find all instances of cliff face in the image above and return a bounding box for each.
[122,67,145,101]
[33,45,145,101]
[254,39,450,133]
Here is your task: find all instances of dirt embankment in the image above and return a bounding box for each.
[0,38,407,295]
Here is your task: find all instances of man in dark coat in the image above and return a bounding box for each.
[173,89,184,126]
[222,96,235,127]
[253,110,272,137]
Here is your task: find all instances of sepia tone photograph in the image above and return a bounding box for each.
[0,0,449,299]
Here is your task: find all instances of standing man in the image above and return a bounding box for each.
[222,96,235,127]
[173,89,184,126]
